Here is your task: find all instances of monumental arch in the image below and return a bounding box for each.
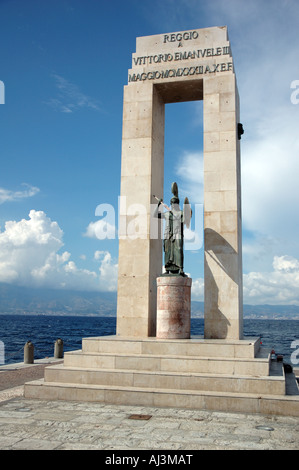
[117,26,243,340]
[24,27,299,417]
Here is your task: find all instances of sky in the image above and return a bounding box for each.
[0,0,299,305]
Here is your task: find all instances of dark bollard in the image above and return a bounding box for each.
[54,338,64,359]
[24,341,34,364]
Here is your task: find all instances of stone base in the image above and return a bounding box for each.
[156,276,192,339]
[24,335,299,417]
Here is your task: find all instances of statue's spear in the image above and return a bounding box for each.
[153,195,171,212]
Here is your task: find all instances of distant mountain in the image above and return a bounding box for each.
[0,282,116,317]
[191,301,299,320]
[243,303,299,320]
[0,282,298,319]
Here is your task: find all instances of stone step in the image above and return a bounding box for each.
[24,378,299,417]
[82,335,261,358]
[63,349,270,376]
[285,371,299,396]
[44,363,286,395]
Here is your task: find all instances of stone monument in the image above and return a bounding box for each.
[116,26,243,340]
[24,27,299,417]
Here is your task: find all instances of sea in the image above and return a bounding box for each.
[0,315,298,366]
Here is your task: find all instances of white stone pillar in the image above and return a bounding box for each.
[116,83,164,337]
[203,74,243,339]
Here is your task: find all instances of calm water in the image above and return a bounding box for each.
[0,315,298,366]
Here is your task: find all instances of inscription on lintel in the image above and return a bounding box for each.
[129,29,233,83]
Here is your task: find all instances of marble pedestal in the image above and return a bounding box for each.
[156,276,192,339]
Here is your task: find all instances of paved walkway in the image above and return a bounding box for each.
[0,361,298,450]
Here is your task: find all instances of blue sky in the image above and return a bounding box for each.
[0,0,299,305]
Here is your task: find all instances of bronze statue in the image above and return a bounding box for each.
[154,182,191,276]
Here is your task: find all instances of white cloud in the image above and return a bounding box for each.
[175,151,203,204]
[0,184,40,204]
[0,210,63,285]
[273,255,299,274]
[94,250,118,291]
[0,211,118,291]
[191,255,299,305]
[243,255,299,305]
[191,277,204,301]
[84,219,116,240]
[45,74,101,113]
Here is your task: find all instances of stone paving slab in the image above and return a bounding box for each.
[0,361,298,451]
[0,358,63,392]
[0,394,298,451]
